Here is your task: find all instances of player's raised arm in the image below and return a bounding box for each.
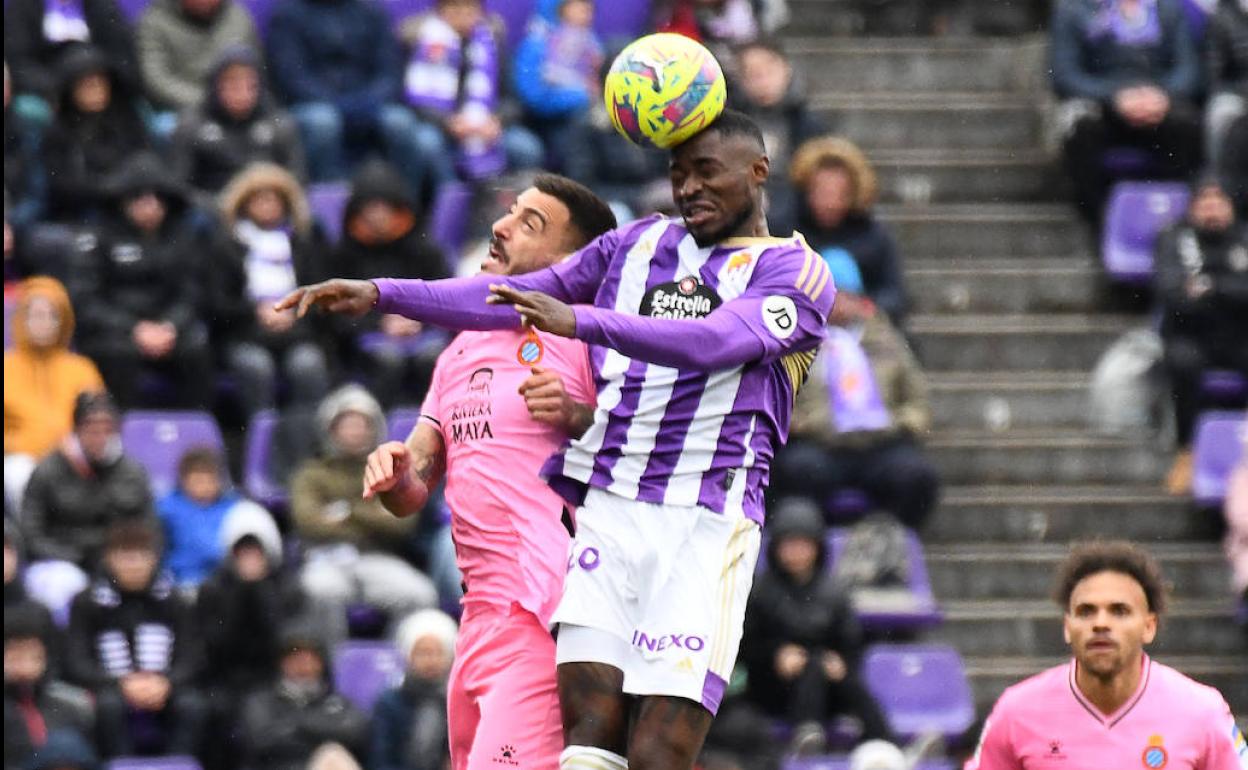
[362,423,446,518]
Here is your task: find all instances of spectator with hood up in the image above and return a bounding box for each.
[211,162,331,418]
[239,625,369,770]
[172,47,305,199]
[4,277,105,511]
[64,520,207,759]
[70,152,213,410]
[330,162,446,407]
[370,609,457,770]
[740,497,893,754]
[136,0,259,130]
[731,38,826,236]
[791,136,909,326]
[1154,177,1248,495]
[41,46,149,223]
[291,385,437,638]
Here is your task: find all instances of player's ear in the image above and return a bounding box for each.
[752,154,770,185]
[1062,615,1072,645]
[1141,612,1157,644]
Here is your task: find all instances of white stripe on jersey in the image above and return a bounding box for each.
[605,234,712,500]
[562,218,670,484]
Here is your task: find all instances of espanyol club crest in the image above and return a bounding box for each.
[1141,735,1167,769]
[517,330,544,365]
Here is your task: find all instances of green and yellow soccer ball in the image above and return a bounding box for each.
[603,33,727,150]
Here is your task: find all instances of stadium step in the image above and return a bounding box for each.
[928,371,1089,431]
[931,599,1245,658]
[811,93,1044,151]
[908,313,1132,372]
[786,37,1047,96]
[872,149,1064,205]
[876,203,1090,260]
[927,428,1168,485]
[906,258,1101,315]
[924,485,1210,545]
[964,656,1248,716]
[924,543,1231,600]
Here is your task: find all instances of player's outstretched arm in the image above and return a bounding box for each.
[275,279,380,318]
[362,423,446,518]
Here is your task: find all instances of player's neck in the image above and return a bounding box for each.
[1075,652,1144,717]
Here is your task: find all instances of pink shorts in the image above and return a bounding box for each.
[448,602,562,770]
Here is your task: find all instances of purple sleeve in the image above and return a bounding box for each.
[573,245,836,370]
[373,228,619,328]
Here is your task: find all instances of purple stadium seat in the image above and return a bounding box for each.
[782,760,955,770]
[237,0,279,34]
[333,640,405,712]
[1181,0,1213,41]
[107,757,203,770]
[307,182,350,244]
[116,0,149,21]
[243,409,288,511]
[825,488,871,523]
[428,181,473,271]
[120,411,226,498]
[388,406,422,443]
[485,0,537,52]
[827,527,943,632]
[378,0,434,26]
[1101,182,1190,284]
[1191,410,1247,506]
[1201,370,1248,402]
[594,0,650,43]
[862,644,975,743]
[1101,146,1157,175]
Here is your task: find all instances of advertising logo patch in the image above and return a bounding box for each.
[641,276,721,320]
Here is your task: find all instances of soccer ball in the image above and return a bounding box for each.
[603,33,727,150]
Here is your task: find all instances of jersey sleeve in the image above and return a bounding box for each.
[1203,703,1248,770]
[717,244,836,364]
[964,708,1024,770]
[418,350,447,438]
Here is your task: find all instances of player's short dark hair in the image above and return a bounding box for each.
[1053,540,1167,616]
[177,445,222,480]
[532,173,617,251]
[704,109,767,154]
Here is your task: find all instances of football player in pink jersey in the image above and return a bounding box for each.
[968,540,1247,770]
[359,174,616,770]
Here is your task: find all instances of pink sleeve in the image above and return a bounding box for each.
[1202,705,1248,770]
[965,708,1023,770]
[418,357,445,438]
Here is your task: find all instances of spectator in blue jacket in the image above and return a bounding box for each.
[265,0,433,192]
[157,447,239,589]
[513,0,604,170]
[1049,0,1204,227]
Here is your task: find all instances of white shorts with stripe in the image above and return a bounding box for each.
[551,486,761,715]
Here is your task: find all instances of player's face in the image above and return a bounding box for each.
[1063,570,1157,681]
[670,130,768,247]
[484,188,574,276]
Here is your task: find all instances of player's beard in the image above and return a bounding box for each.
[691,197,756,248]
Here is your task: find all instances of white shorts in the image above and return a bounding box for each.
[552,487,761,715]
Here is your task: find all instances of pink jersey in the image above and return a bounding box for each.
[967,655,1247,770]
[421,328,596,626]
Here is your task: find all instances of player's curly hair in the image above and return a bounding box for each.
[1052,540,1168,616]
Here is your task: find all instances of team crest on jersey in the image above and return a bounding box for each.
[641,277,721,319]
[516,331,544,365]
[1141,735,1167,769]
[725,250,753,274]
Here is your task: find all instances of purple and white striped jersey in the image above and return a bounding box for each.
[374,214,836,524]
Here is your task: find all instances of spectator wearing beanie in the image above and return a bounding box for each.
[69,152,213,410]
[4,277,105,510]
[171,47,306,199]
[370,609,457,770]
[64,520,207,759]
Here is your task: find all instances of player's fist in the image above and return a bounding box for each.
[363,441,411,500]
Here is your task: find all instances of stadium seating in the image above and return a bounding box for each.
[862,644,976,743]
[427,181,473,271]
[307,181,351,244]
[825,488,872,523]
[1100,182,1190,284]
[387,406,422,443]
[332,640,405,712]
[827,528,943,633]
[243,408,288,511]
[120,411,227,498]
[107,757,203,770]
[1201,370,1248,402]
[1191,410,1247,506]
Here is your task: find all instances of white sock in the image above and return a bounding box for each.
[559,745,628,770]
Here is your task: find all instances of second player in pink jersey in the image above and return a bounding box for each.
[361,175,617,770]
[968,541,1246,770]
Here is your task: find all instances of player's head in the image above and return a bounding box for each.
[670,109,769,247]
[1054,541,1165,681]
[484,173,616,277]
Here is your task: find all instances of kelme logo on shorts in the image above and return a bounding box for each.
[631,630,706,653]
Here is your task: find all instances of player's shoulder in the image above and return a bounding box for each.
[1147,658,1233,716]
[992,662,1071,716]
[605,214,674,249]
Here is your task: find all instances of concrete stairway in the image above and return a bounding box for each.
[781,34,1248,717]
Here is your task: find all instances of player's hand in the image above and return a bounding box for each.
[519,366,576,427]
[363,441,412,500]
[487,285,576,337]
[274,279,380,319]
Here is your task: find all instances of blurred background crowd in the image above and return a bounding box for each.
[3,0,1247,769]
